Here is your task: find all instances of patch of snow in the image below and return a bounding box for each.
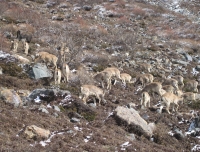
[120,141,132,151]
[84,138,89,142]
[39,131,65,147]
[74,126,82,131]
[47,104,52,108]
[192,145,200,152]
[40,141,48,147]
[34,96,41,103]
[191,68,199,76]
[168,131,174,136]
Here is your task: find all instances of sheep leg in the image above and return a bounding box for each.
[166,103,171,114]
[92,97,97,106]
[82,95,87,104]
[148,100,150,107]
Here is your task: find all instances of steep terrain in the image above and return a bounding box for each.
[0,0,200,151]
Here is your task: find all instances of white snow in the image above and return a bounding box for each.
[120,141,132,151]
[34,96,41,103]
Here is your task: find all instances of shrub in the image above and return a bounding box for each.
[0,62,28,78]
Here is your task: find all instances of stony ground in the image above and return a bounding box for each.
[0,0,200,151]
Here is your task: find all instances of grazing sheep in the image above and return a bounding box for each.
[162,77,179,90]
[93,71,110,89]
[94,67,121,90]
[175,89,183,97]
[54,68,62,85]
[141,91,150,108]
[17,30,32,43]
[137,62,152,72]
[80,84,106,106]
[184,80,198,93]
[159,92,183,114]
[11,39,19,52]
[135,74,153,88]
[145,73,154,83]
[142,82,163,97]
[120,73,134,85]
[162,85,175,93]
[22,39,29,55]
[35,51,58,69]
[181,92,196,103]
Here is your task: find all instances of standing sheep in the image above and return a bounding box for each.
[142,82,163,97]
[159,92,183,114]
[80,85,106,106]
[141,91,151,108]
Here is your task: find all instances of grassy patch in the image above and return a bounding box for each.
[187,100,200,109]
[0,62,28,79]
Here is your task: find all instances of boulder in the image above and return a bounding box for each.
[28,63,53,79]
[28,88,70,103]
[24,125,50,139]
[188,116,200,137]
[114,106,155,137]
[0,88,22,107]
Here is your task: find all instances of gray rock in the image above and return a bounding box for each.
[114,106,156,137]
[28,88,70,102]
[53,105,60,112]
[183,52,192,61]
[58,3,69,8]
[196,65,200,71]
[53,112,59,117]
[83,5,92,11]
[52,15,64,21]
[173,127,185,139]
[171,59,189,66]
[39,107,49,114]
[88,103,97,108]
[176,48,192,61]
[70,117,80,123]
[67,130,74,134]
[126,133,136,141]
[28,63,53,79]
[127,103,136,109]
[46,0,57,8]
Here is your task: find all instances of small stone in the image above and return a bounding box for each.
[70,117,80,123]
[83,5,92,11]
[53,105,60,112]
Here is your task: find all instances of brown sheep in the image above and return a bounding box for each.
[159,92,183,114]
[80,85,106,106]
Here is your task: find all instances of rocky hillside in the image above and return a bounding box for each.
[0,0,200,151]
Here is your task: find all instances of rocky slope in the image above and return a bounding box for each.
[0,0,200,151]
